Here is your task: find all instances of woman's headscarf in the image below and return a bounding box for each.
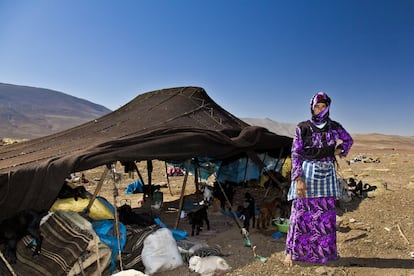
[310,92,331,125]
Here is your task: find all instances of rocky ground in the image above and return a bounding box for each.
[86,134,414,276]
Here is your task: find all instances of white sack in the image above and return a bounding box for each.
[141,228,183,275]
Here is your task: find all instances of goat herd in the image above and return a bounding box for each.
[187,181,292,237]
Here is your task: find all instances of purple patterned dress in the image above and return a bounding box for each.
[286,197,338,263]
[285,111,353,264]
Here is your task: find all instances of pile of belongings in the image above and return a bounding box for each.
[0,210,113,276]
[338,177,378,202]
[0,179,233,275]
[347,154,380,164]
[0,185,210,276]
[166,165,184,176]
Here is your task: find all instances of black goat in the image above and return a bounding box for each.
[213,181,235,211]
[348,178,377,198]
[0,209,47,264]
[142,184,161,201]
[237,192,256,232]
[364,183,377,192]
[58,183,89,201]
[187,204,210,236]
[117,204,154,227]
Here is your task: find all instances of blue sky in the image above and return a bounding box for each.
[1,0,413,136]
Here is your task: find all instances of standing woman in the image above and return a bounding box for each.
[284,92,353,266]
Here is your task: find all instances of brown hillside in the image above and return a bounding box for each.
[0,83,111,139]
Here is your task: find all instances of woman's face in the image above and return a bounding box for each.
[313,102,327,115]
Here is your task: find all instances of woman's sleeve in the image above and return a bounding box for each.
[291,125,304,181]
[337,124,353,157]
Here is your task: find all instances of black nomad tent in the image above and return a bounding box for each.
[0,86,292,219]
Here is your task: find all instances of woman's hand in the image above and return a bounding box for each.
[334,148,344,156]
[335,142,345,156]
[296,177,307,198]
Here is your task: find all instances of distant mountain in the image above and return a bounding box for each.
[0,83,111,139]
[242,117,296,138]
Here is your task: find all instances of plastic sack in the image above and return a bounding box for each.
[92,220,127,272]
[154,218,188,241]
[125,179,144,194]
[50,197,114,220]
[141,228,183,275]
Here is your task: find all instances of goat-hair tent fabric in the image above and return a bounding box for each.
[0,86,292,219]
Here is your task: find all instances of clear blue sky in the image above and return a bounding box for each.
[1,0,413,136]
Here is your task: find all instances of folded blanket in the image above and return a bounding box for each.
[0,211,93,276]
[121,224,160,270]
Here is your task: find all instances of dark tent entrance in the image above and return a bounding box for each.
[79,147,290,228]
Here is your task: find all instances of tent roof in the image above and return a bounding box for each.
[0,86,292,218]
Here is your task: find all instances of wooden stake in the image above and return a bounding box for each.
[174,159,191,229]
[0,250,17,276]
[397,224,410,245]
[164,161,173,196]
[84,166,109,214]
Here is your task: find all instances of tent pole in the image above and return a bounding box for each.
[110,163,124,271]
[264,150,281,199]
[84,165,110,214]
[164,161,174,196]
[216,180,234,211]
[131,161,147,204]
[243,156,248,186]
[174,159,191,229]
[263,150,284,199]
[215,169,267,262]
[246,150,284,199]
[194,159,201,203]
[147,160,153,186]
[0,250,17,276]
[145,160,153,201]
[132,162,146,185]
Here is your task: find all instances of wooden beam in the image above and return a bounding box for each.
[174,159,191,229]
[84,165,109,214]
[164,161,174,196]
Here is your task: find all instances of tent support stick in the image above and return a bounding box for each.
[84,166,109,214]
[243,156,248,184]
[144,160,153,201]
[246,150,284,199]
[164,162,174,196]
[263,150,284,198]
[0,250,17,276]
[194,159,200,203]
[216,180,234,211]
[147,160,153,186]
[110,163,123,271]
[174,159,191,229]
[132,162,146,185]
[216,180,265,262]
[132,161,148,203]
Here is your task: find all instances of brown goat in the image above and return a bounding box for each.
[256,197,282,229]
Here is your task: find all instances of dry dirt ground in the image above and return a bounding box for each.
[83,134,414,276]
